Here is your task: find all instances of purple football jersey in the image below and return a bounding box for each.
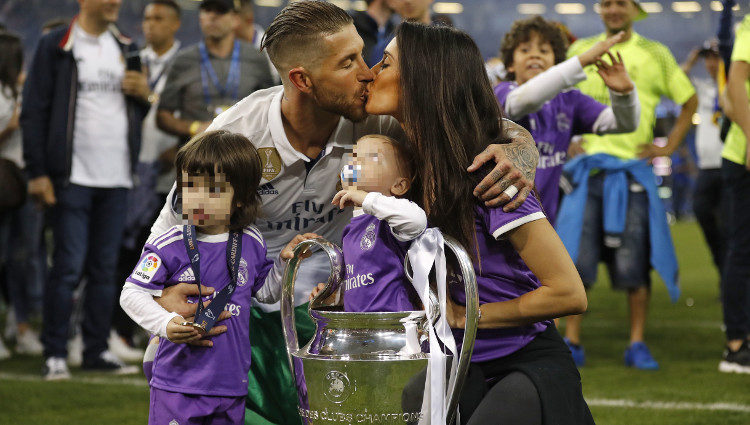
[341,213,420,312]
[450,195,550,362]
[495,82,606,224]
[126,226,273,397]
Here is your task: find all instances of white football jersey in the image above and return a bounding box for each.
[149,86,404,310]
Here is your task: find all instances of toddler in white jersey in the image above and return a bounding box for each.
[120,130,314,425]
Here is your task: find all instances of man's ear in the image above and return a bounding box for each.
[390,177,410,197]
[288,67,313,94]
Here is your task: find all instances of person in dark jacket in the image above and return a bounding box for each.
[350,0,397,67]
[20,0,150,380]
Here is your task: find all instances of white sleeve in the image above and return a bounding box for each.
[504,57,587,120]
[254,256,285,304]
[148,184,181,245]
[590,89,641,134]
[119,282,182,339]
[361,192,427,242]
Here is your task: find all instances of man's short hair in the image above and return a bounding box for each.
[148,0,181,18]
[261,0,353,74]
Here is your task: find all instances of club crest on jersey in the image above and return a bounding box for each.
[257,147,282,181]
[360,223,376,251]
[132,254,161,284]
[556,112,571,132]
[237,258,249,286]
[169,420,179,425]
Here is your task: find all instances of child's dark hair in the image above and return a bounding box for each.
[175,130,262,231]
[500,16,569,81]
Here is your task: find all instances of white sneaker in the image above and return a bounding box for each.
[15,329,44,355]
[67,334,83,367]
[108,330,145,362]
[0,338,11,360]
[43,357,71,381]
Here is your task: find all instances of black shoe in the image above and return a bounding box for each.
[719,341,750,374]
[82,350,139,374]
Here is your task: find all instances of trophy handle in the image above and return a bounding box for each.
[442,235,480,425]
[280,237,344,371]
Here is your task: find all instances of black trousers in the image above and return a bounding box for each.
[692,168,727,274]
[721,159,750,340]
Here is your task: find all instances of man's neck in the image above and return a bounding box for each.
[204,33,235,58]
[367,4,392,28]
[280,88,342,158]
[78,13,109,36]
[607,26,633,42]
[150,39,175,57]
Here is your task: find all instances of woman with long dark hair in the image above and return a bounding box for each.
[365,22,594,424]
[0,31,45,359]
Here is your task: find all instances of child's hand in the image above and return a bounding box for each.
[596,51,634,94]
[281,233,320,261]
[184,310,232,348]
[166,316,202,344]
[309,282,338,304]
[332,189,368,209]
[578,31,625,67]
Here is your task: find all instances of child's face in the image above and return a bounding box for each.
[181,171,235,230]
[509,32,556,85]
[341,136,410,197]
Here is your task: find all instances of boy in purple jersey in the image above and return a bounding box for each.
[120,130,315,425]
[310,134,426,312]
[495,16,640,224]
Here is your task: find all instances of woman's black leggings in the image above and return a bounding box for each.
[459,370,542,425]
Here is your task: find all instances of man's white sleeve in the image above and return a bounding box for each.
[361,192,427,242]
[504,57,587,120]
[120,282,181,339]
[591,89,641,134]
[149,184,180,244]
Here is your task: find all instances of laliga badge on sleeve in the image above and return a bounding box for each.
[257,147,282,181]
[132,253,162,284]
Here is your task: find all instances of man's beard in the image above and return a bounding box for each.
[311,85,368,123]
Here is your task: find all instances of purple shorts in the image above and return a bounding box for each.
[149,387,245,425]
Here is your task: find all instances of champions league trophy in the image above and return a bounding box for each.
[281,235,480,425]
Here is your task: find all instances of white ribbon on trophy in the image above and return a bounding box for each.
[407,228,459,425]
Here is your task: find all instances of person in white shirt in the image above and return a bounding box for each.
[21,0,151,380]
[146,2,540,422]
[681,42,727,278]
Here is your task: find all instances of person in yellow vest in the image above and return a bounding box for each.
[561,0,697,370]
[719,13,750,375]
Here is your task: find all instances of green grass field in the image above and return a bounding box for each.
[0,221,748,424]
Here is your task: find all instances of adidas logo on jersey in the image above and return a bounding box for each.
[258,183,278,195]
[178,267,196,282]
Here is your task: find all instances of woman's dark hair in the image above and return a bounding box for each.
[500,16,569,81]
[396,22,505,257]
[0,32,23,98]
[175,130,263,231]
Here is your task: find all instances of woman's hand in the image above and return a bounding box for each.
[281,233,320,261]
[596,51,635,94]
[445,294,467,329]
[332,189,369,209]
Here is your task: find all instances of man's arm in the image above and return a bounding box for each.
[638,94,698,160]
[468,119,539,211]
[156,109,210,138]
[727,60,750,169]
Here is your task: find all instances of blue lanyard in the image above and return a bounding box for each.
[183,225,243,332]
[198,40,241,106]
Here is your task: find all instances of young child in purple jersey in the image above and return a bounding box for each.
[495,16,640,224]
[119,130,316,425]
[365,22,592,424]
[310,134,427,312]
